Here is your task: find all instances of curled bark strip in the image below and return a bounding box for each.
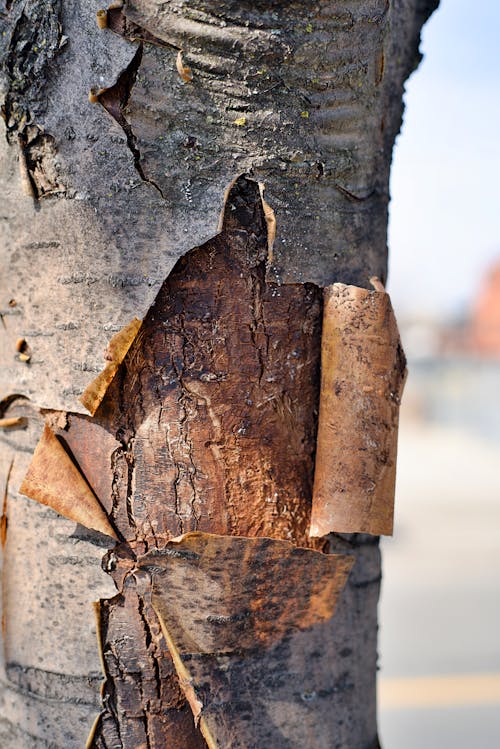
[96,9,108,29]
[176,50,193,83]
[258,182,276,262]
[80,318,142,415]
[1,460,14,549]
[310,283,407,537]
[19,425,118,539]
[0,416,27,429]
[138,532,353,746]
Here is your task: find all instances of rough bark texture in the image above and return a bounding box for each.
[0,397,116,747]
[0,1,438,747]
[89,178,324,548]
[1,0,437,414]
[138,534,354,748]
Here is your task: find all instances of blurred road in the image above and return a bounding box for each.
[378,418,500,748]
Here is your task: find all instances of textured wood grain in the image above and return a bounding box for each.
[91,585,208,749]
[310,284,407,537]
[93,176,324,548]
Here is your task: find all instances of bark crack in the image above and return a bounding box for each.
[168,313,201,534]
[125,439,137,531]
[1,459,13,551]
[98,45,166,200]
[249,259,272,390]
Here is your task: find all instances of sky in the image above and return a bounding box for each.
[387,0,500,319]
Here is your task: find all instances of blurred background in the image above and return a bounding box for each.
[379,1,500,746]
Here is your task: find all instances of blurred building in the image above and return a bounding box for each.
[397,258,500,441]
[469,260,500,356]
[439,259,500,358]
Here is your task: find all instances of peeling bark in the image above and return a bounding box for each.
[81,318,142,416]
[1,0,437,414]
[20,424,118,539]
[139,533,353,749]
[0,1,438,747]
[88,177,323,547]
[310,283,407,537]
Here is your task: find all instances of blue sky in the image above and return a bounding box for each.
[387,0,500,318]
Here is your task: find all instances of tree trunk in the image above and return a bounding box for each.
[0,1,437,747]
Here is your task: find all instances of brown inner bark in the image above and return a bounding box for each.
[69,176,325,746]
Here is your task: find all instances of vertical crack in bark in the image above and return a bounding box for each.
[98,45,166,200]
[1,459,13,660]
[110,447,123,533]
[93,579,206,749]
[174,313,201,534]
[1,459,13,550]
[248,262,269,387]
[125,439,137,531]
[136,591,160,748]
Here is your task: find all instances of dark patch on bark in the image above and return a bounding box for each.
[90,175,323,545]
[98,44,165,198]
[1,0,65,201]
[1,0,62,139]
[19,127,65,198]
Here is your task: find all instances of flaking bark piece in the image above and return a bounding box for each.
[55,415,120,515]
[310,283,407,537]
[138,532,353,747]
[80,318,142,415]
[19,425,118,539]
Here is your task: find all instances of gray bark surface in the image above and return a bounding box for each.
[1,0,435,413]
[0,1,437,747]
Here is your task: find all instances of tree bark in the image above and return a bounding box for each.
[0,1,437,747]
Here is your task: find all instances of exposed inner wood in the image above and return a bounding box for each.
[91,176,324,548]
[79,176,328,746]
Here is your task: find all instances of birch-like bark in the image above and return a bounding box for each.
[1,1,437,747]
